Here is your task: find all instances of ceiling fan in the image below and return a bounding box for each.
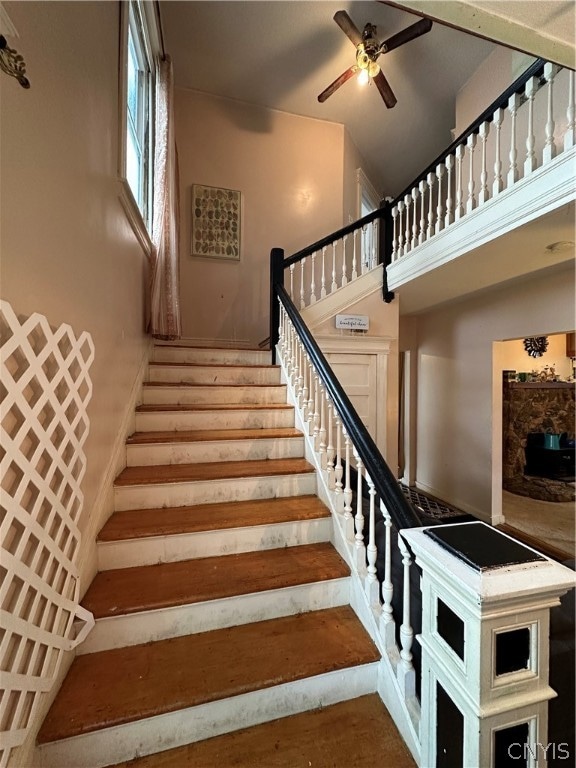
[318,10,432,108]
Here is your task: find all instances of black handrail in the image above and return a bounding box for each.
[284,206,387,268]
[274,281,421,530]
[391,57,546,206]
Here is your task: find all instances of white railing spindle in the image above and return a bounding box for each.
[418,179,426,245]
[326,399,335,488]
[543,62,558,164]
[492,107,504,196]
[318,385,327,468]
[444,154,454,227]
[455,144,465,220]
[379,501,395,648]
[391,205,399,261]
[334,414,343,499]
[365,472,379,605]
[411,187,419,250]
[426,172,435,240]
[404,194,412,253]
[353,448,366,572]
[565,69,575,150]
[309,252,317,304]
[299,257,306,309]
[478,121,490,205]
[351,230,358,277]
[289,263,295,301]
[397,535,416,698]
[341,235,348,286]
[320,246,327,298]
[524,75,538,174]
[342,429,354,540]
[507,92,521,187]
[397,200,405,258]
[435,163,445,234]
[330,241,337,292]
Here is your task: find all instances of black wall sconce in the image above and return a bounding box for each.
[0,34,30,88]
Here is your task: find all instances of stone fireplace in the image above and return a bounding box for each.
[503,382,575,502]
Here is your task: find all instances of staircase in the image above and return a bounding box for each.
[35,343,414,768]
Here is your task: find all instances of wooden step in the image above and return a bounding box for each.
[152,345,271,366]
[115,457,314,487]
[99,495,330,542]
[134,403,295,432]
[125,427,304,466]
[83,543,349,619]
[96,496,333,570]
[37,606,380,744]
[81,543,351,653]
[109,694,415,768]
[142,382,287,406]
[148,361,281,385]
[113,458,317,511]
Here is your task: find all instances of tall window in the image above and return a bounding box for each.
[356,168,380,270]
[120,0,158,241]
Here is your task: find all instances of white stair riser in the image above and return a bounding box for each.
[78,579,350,654]
[135,408,295,432]
[142,385,286,405]
[149,365,280,386]
[35,663,379,768]
[114,473,317,511]
[126,436,304,466]
[97,517,332,570]
[152,347,271,366]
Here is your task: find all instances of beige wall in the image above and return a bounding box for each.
[1,0,150,721]
[410,265,575,520]
[175,87,352,345]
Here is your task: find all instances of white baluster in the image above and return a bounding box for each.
[478,121,490,205]
[365,472,379,605]
[565,69,575,150]
[411,187,419,249]
[330,242,337,292]
[397,200,405,257]
[351,230,358,278]
[418,179,426,245]
[379,501,395,648]
[444,154,454,227]
[370,220,378,269]
[318,385,327,468]
[391,206,399,261]
[310,252,317,304]
[341,235,348,286]
[289,264,295,300]
[353,448,366,572]
[295,343,303,405]
[543,63,559,164]
[299,257,306,309]
[492,107,504,196]
[334,414,344,503]
[360,226,368,274]
[313,372,320,447]
[466,138,482,203]
[306,363,314,436]
[320,246,327,299]
[426,172,435,240]
[507,92,521,187]
[397,535,416,698]
[524,75,538,174]
[342,429,354,540]
[326,399,335,488]
[455,143,465,220]
[301,352,309,422]
[289,327,297,385]
[435,163,444,235]
[403,194,412,253]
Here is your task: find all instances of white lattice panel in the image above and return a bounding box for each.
[0,300,95,767]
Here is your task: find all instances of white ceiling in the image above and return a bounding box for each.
[160,1,574,197]
[160,1,499,195]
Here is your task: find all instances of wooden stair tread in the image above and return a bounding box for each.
[136,403,293,412]
[114,458,314,486]
[98,495,330,542]
[82,543,349,619]
[149,361,278,369]
[37,606,380,744]
[110,694,415,767]
[126,427,302,445]
[144,381,284,388]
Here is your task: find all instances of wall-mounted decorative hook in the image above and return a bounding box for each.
[0,34,30,88]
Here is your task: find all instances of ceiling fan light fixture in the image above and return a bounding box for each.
[358,68,370,86]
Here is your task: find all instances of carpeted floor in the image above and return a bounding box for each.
[501,490,575,559]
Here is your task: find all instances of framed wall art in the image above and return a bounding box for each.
[191,184,241,261]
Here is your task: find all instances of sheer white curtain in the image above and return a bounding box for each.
[150,54,181,339]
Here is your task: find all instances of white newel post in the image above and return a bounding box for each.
[402,522,575,768]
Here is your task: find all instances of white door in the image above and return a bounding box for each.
[324,352,377,441]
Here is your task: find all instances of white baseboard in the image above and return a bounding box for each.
[78,338,153,596]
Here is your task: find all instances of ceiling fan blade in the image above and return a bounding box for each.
[373,70,397,108]
[318,65,359,103]
[380,18,432,54]
[333,10,363,46]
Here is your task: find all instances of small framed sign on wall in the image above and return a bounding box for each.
[191,184,241,261]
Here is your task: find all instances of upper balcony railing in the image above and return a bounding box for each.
[389,59,575,263]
